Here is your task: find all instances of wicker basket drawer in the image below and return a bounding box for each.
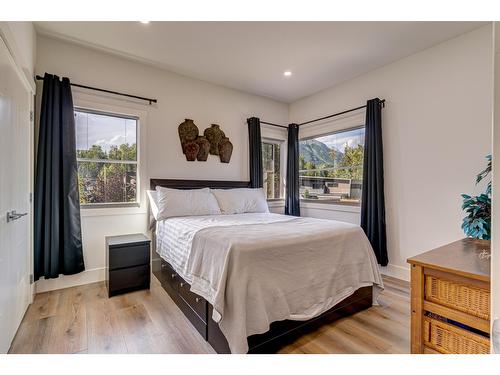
[423,316,489,354]
[425,275,490,320]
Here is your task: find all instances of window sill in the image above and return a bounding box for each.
[80,204,146,218]
[300,200,361,213]
[81,202,140,209]
[267,199,285,208]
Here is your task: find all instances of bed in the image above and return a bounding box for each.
[149,179,383,354]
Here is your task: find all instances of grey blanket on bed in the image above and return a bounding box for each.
[156,213,384,353]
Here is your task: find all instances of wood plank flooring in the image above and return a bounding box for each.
[9,275,409,354]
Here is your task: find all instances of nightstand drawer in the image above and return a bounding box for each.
[108,264,150,296]
[109,244,150,270]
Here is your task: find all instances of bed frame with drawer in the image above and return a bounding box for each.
[149,178,373,353]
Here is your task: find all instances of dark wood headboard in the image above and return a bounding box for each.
[150,179,251,190]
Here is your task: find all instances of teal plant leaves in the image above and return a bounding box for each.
[461,155,491,240]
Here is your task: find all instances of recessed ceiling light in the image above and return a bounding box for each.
[140,21,150,24]
[284,71,292,77]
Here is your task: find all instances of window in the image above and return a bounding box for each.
[75,108,138,206]
[262,140,282,199]
[299,126,364,205]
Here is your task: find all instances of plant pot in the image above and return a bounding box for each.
[218,137,233,163]
[204,124,225,155]
[196,136,210,161]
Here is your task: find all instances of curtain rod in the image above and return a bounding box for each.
[35,75,158,105]
[298,99,385,126]
[258,99,385,130]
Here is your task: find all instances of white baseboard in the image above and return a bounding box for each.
[35,267,105,293]
[379,263,410,282]
[33,263,409,293]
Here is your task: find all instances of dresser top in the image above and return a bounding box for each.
[106,233,150,247]
[407,238,490,282]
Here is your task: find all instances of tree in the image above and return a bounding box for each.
[319,166,329,178]
[304,161,317,176]
[77,143,137,204]
[299,154,306,170]
[108,143,137,161]
[329,149,338,165]
[336,144,364,180]
[77,144,107,160]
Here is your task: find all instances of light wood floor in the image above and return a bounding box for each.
[9,275,409,354]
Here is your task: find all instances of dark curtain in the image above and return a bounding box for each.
[361,98,388,266]
[34,73,85,280]
[285,124,300,216]
[247,117,263,188]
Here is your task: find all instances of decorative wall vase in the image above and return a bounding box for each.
[178,119,199,153]
[218,137,233,163]
[204,124,225,155]
[196,136,210,161]
[183,140,200,161]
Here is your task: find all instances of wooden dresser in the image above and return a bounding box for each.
[407,238,491,354]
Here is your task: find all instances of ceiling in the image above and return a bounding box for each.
[35,22,486,103]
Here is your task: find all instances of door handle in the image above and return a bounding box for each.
[6,210,28,222]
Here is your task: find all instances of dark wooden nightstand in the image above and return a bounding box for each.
[105,233,151,297]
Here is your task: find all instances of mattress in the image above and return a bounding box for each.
[155,212,383,353]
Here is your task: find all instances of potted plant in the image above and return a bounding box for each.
[461,155,491,240]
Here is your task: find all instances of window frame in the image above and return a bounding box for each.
[75,107,140,209]
[261,137,285,201]
[298,125,365,207]
[71,92,147,216]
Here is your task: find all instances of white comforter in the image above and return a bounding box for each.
[156,213,383,353]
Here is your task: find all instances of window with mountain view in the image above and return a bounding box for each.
[299,127,364,205]
[75,109,138,206]
[262,141,282,199]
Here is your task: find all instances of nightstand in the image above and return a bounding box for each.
[105,233,151,297]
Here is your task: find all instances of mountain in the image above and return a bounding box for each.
[299,139,343,166]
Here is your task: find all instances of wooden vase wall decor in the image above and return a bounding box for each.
[204,124,225,155]
[196,136,210,161]
[178,119,233,163]
[218,137,233,163]
[178,119,199,161]
[184,140,200,161]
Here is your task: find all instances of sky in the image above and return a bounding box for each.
[75,110,137,152]
[314,127,365,153]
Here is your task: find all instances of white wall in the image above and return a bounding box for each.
[290,25,493,281]
[0,22,36,80]
[35,35,288,292]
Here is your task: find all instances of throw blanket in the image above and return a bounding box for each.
[156,213,383,353]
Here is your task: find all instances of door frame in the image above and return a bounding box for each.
[0,32,36,306]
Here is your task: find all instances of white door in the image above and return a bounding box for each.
[0,36,32,353]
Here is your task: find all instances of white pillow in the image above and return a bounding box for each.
[155,186,221,220]
[211,188,269,214]
[146,190,160,220]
